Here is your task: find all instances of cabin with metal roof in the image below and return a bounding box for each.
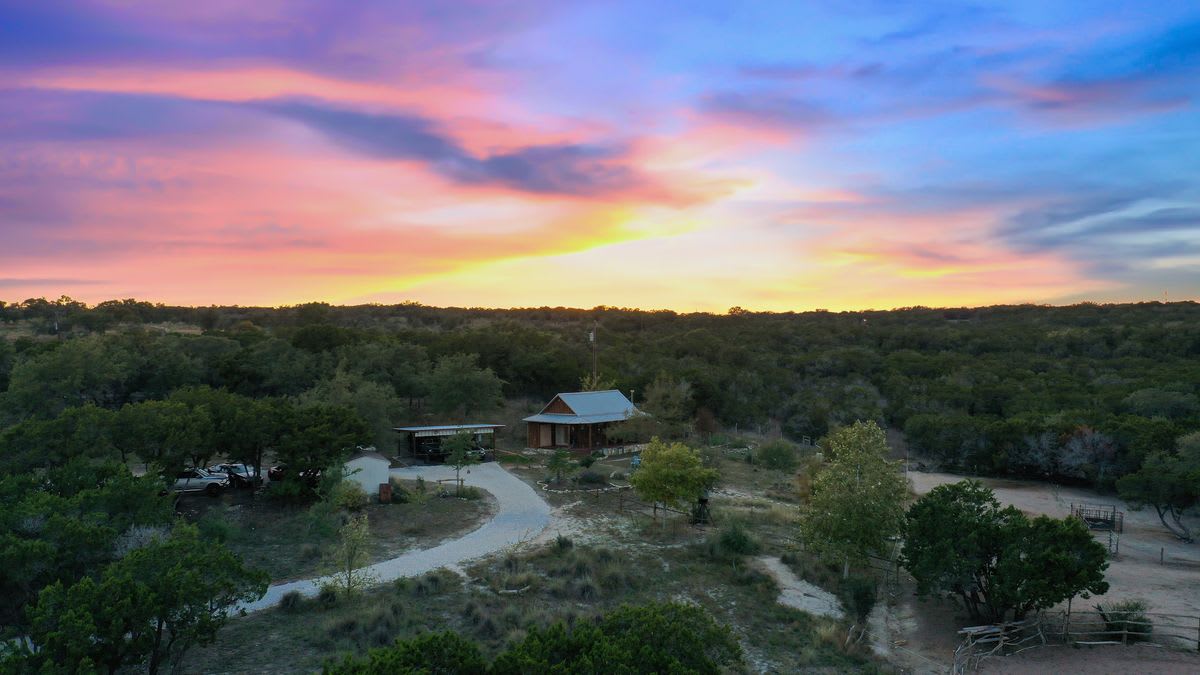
[523,390,641,451]
[393,423,504,463]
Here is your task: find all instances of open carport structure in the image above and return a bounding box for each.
[394,423,504,463]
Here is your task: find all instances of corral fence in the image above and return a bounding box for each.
[952,608,1200,673]
[1070,502,1123,533]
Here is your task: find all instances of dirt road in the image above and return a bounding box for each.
[240,462,551,613]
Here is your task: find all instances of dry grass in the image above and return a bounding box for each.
[188,483,496,582]
[186,440,884,673]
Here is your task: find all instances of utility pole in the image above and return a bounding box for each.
[590,321,598,383]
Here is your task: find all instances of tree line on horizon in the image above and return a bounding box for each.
[1,296,1198,491]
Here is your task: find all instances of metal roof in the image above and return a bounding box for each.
[523,411,635,425]
[393,424,505,432]
[548,390,636,416]
[523,390,641,425]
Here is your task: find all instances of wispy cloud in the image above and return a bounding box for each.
[1,0,1197,309]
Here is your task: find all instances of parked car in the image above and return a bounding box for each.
[172,468,228,496]
[208,463,262,489]
[267,464,322,486]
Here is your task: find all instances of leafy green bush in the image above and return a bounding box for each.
[304,501,341,539]
[196,507,237,543]
[325,630,487,674]
[267,477,310,503]
[707,521,761,558]
[755,439,800,472]
[331,480,370,511]
[387,479,413,504]
[838,576,878,622]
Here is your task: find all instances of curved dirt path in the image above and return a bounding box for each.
[240,462,551,613]
[755,555,844,620]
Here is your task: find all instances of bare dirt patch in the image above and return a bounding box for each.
[756,555,844,619]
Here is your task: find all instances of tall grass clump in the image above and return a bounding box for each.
[1099,599,1152,642]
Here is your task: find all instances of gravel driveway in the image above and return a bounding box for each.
[240,462,551,613]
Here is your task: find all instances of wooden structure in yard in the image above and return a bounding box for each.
[1071,502,1124,533]
[394,423,503,463]
[524,390,642,451]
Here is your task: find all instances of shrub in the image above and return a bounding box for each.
[459,485,483,500]
[727,564,771,587]
[597,568,630,591]
[332,480,370,511]
[304,501,341,539]
[498,571,538,592]
[268,477,312,503]
[299,542,321,560]
[710,516,758,554]
[554,534,574,552]
[838,576,878,622]
[547,578,570,599]
[755,439,800,472]
[573,576,600,601]
[578,455,596,469]
[196,508,236,543]
[576,470,606,485]
[280,590,305,613]
[317,585,339,609]
[325,631,486,674]
[1099,599,1152,642]
[388,479,413,504]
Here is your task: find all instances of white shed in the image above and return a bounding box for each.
[343,449,392,496]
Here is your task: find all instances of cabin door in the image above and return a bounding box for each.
[540,424,552,447]
[555,425,569,446]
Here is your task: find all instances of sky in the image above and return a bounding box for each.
[1,1,1198,312]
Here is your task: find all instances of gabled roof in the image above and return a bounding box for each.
[523,390,640,425]
[346,448,391,464]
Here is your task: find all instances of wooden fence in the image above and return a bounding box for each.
[952,608,1200,673]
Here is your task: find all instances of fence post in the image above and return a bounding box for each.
[1123,625,1129,646]
[1064,600,1072,640]
[1196,616,1199,652]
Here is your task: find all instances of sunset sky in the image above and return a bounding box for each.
[1,1,1198,311]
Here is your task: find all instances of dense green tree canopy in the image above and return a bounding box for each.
[902,480,1109,622]
[801,421,907,574]
[1117,433,1200,542]
[629,438,719,511]
[425,354,504,421]
[16,524,267,674]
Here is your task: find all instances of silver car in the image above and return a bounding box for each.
[172,468,228,496]
[208,463,262,488]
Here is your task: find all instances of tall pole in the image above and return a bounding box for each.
[591,321,598,384]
